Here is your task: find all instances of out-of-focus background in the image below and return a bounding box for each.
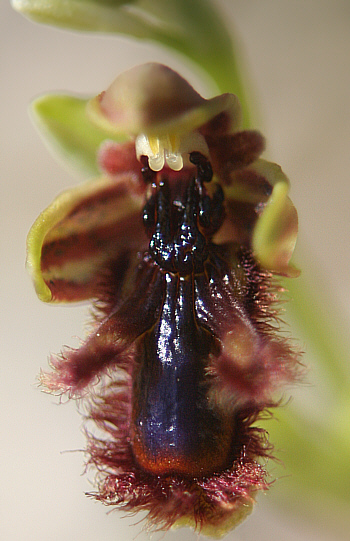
[1,1,349,540]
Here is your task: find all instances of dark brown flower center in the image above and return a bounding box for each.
[141,152,225,275]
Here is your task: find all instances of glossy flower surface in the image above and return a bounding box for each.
[27,64,301,536]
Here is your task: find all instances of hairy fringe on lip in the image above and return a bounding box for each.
[84,372,273,534]
[40,244,302,534]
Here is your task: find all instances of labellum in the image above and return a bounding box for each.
[27,64,301,537]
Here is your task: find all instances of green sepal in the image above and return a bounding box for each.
[31,94,127,176]
[251,160,300,277]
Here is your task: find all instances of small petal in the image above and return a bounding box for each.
[207,130,266,175]
[26,173,147,302]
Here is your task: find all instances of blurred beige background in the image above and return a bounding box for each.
[1,1,349,540]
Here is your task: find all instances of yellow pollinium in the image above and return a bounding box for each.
[135,131,209,172]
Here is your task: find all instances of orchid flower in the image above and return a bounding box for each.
[12,0,350,537]
[25,63,301,534]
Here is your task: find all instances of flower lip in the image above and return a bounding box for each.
[87,63,242,138]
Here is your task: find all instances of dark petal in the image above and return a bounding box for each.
[207,130,265,178]
[200,110,234,137]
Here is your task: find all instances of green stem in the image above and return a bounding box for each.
[144,0,253,126]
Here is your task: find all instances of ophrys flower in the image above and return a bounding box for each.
[27,63,301,536]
